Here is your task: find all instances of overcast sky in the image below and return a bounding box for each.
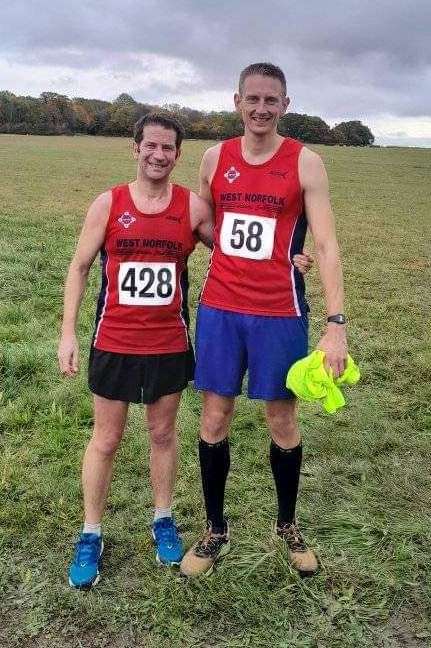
[1,0,430,146]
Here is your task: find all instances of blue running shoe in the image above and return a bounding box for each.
[152,517,184,566]
[68,533,104,589]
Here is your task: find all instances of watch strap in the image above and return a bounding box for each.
[327,314,346,325]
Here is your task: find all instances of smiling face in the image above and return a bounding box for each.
[234,74,289,136]
[134,124,180,182]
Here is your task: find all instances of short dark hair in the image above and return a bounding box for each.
[239,62,287,96]
[133,112,185,149]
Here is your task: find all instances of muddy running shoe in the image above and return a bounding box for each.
[152,517,184,566]
[68,533,104,589]
[180,521,230,577]
[276,522,318,576]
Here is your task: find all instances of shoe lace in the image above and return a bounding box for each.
[277,523,307,552]
[195,528,226,558]
[75,535,100,565]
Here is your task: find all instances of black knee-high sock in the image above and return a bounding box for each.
[199,437,230,532]
[270,440,302,527]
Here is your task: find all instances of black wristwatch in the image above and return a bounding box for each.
[327,314,346,325]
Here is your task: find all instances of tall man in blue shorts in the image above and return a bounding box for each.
[181,63,348,577]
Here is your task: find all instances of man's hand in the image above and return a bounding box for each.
[316,324,347,378]
[292,248,314,275]
[58,333,79,377]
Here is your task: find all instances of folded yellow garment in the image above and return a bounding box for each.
[286,350,360,413]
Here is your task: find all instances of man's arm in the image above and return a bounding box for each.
[300,147,347,377]
[199,144,221,204]
[188,144,222,248]
[190,192,214,248]
[58,191,111,376]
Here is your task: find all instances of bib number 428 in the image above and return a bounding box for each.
[118,262,176,305]
[220,212,276,260]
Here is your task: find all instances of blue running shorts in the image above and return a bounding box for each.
[194,305,308,400]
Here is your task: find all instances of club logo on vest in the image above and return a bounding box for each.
[118,211,136,229]
[224,166,240,184]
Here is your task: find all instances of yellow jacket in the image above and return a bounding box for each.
[286,350,360,414]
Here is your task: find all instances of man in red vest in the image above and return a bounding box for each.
[58,113,214,588]
[181,63,347,578]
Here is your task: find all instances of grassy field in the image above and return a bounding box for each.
[0,134,430,648]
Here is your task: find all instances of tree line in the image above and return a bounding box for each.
[0,91,375,146]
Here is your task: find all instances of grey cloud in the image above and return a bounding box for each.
[5,1,430,66]
[1,0,430,120]
[127,79,204,105]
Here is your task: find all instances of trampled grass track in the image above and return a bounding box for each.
[0,134,430,647]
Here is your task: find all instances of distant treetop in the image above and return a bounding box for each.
[0,90,374,145]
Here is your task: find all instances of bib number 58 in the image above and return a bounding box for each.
[220,212,276,260]
[230,218,264,252]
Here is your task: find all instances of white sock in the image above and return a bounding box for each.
[83,521,102,536]
[153,507,172,522]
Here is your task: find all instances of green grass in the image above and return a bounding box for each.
[0,134,430,648]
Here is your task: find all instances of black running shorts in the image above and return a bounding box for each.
[88,347,195,404]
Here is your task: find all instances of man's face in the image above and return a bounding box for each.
[234,74,289,135]
[134,125,180,181]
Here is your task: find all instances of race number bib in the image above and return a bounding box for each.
[220,212,276,260]
[118,262,176,306]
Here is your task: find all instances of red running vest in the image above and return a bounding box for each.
[93,183,196,355]
[201,137,308,317]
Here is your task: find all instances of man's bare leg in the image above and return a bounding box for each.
[68,396,128,588]
[147,391,185,566]
[265,398,299,449]
[200,392,235,444]
[146,392,181,510]
[82,395,128,524]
